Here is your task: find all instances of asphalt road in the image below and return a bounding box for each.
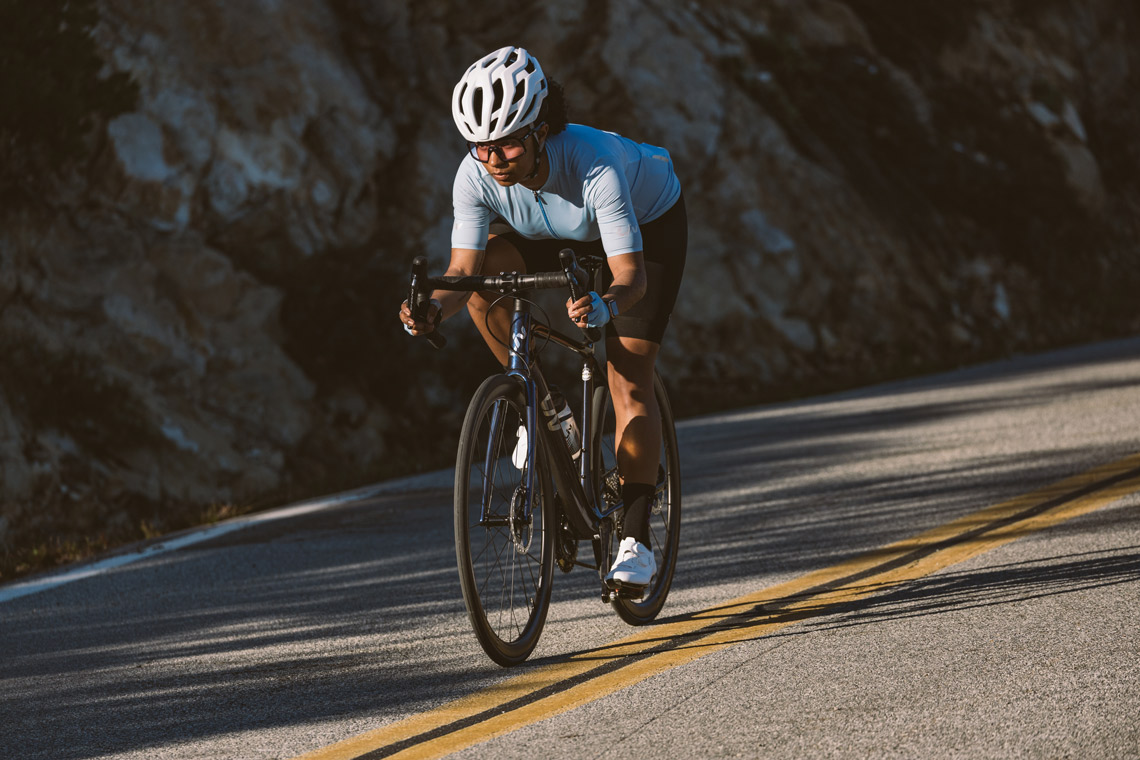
[2,338,1138,759]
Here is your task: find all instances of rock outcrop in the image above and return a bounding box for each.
[1,0,1137,575]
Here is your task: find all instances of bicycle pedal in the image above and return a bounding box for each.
[606,579,647,600]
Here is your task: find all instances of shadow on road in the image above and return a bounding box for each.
[548,542,1140,668]
[3,337,1139,759]
[807,546,1140,631]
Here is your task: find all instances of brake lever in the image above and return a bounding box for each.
[559,249,603,344]
[409,257,446,349]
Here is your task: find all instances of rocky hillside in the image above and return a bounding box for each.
[1,0,1137,578]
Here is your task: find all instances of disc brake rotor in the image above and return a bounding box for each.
[509,483,534,554]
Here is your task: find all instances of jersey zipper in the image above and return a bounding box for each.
[533,190,558,238]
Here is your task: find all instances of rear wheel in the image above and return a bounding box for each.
[591,371,682,625]
[455,375,555,666]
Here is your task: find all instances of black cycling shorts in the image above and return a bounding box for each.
[495,194,687,344]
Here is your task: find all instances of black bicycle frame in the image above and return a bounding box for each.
[409,252,621,543]
[499,296,624,542]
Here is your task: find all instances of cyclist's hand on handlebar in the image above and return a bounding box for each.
[566,291,613,329]
[400,298,442,336]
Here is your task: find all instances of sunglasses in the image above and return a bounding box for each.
[468,122,545,163]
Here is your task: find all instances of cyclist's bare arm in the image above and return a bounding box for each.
[434,248,487,319]
[566,251,647,325]
[400,247,485,334]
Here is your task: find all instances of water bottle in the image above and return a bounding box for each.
[542,385,581,459]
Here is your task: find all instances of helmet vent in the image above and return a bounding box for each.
[491,80,505,113]
[472,88,483,121]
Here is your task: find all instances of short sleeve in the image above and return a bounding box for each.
[451,160,491,250]
[585,160,642,256]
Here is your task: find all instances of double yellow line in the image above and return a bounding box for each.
[296,453,1140,760]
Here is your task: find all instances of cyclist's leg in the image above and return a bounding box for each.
[606,335,661,546]
[467,233,572,365]
[605,196,686,550]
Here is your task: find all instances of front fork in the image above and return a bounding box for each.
[479,303,539,529]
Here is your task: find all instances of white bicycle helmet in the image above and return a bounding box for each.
[452,46,548,142]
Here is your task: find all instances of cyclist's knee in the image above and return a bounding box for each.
[608,338,658,381]
[484,234,525,274]
[606,340,656,410]
[468,237,525,315]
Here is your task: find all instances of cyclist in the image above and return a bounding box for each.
[401,46,686,591]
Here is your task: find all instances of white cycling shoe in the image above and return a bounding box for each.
[605,537,656,589]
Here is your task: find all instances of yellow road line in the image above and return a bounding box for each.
[294,452,1140,760]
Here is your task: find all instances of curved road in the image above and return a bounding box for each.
[2,338,1138,759]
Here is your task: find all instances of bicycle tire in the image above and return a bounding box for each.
[454,374,555,666]
[591,371,682,625]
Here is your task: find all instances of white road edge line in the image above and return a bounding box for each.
[0,468,455,606]
[0,416,728,607]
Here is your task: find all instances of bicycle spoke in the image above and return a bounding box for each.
[454,377,553,665]
[467,410,547,647]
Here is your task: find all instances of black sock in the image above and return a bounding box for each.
[621,482,655,547]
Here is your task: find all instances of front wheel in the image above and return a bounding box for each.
[592,371,682,625]
[455,375,555,666]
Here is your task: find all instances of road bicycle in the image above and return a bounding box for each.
[407,250,682,666]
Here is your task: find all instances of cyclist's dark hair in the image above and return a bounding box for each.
[539,79,569,135]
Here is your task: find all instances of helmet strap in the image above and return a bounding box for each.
[523,145,544,182]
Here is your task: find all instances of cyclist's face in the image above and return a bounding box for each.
[472,123,547,186]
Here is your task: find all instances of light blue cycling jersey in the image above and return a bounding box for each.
[451,124,682,256]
